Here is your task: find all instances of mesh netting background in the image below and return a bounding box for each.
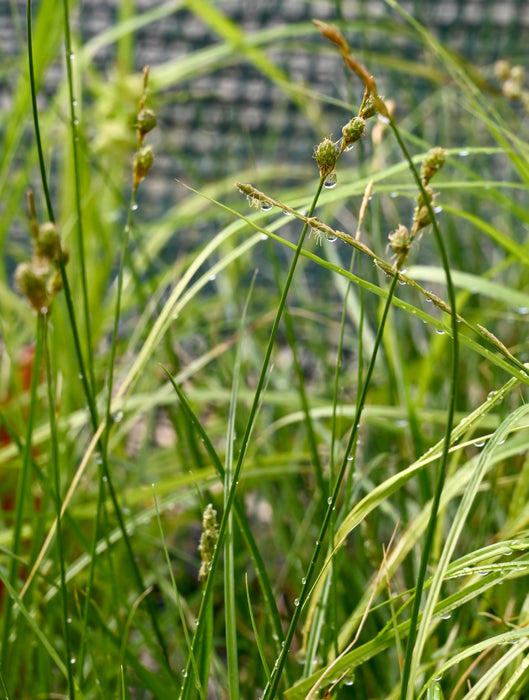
[2,0,528,213]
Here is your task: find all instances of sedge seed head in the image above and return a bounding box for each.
[342,117,366,148]
[15,262,51,312]
[420,147,446,184]
[494,59,511,82]
[314,138,338,178]
[136,108,157,137]
[36,222,61,262]
[133,145,154,190]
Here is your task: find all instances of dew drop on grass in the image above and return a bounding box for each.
[435,329,445,335]
[517,306,529,315]
[390,191,398,198]
[70,657,76,665]
[282,209,292,216]
[113,410,124,423]
[260,201,273,212]
[327,497,333,505]
[260,233,268,240]
[323,172,337,189]
[345,144,354,152]
[474,440,485,447]
[131,203,138,211]
[378,114,390,124]
[294,598,300,607]
[325,233,337,243]
[208,273,216,281]
[459,149,469,157]
[440,613,451,620]
[434,205,443,213]
[301,576,306,584]
[434,674,443,681]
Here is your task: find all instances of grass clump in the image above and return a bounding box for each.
[1,2,529,699]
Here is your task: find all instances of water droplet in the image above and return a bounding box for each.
[434,674,443,681]
[474,440,485,447]
[282,209,292,216]
[325,233,337,243]
[345,144,354,152]
[435,329,445,335]
[208,273,216,281]
[181,669,188,677]
[72,99,77,106]
[70,657,76,664]
[517,306,529,315]
[324,172,337,189]
[102,475,108,482]
[301,576,306,584]
[260,233,268,240]
[498,438,506,445]
[294,598,300,607]
[487,390,498,399]
[440,613,451,619]
[390,191,398,198]
[459,149,469,157]
[172,312,179,320]
[113,410,124,423]
[327,497,333,505]
[67,617,72,624]
[69,52,75,60]
[73,118,79,126]
[40,306,49,315]
[434,205,443,213]
[347,455,354,461]
[378,114,390,124]
[131,203,138,211]
[260,201,273,212]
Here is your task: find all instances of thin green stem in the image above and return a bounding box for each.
[26,0,173,673]
[62,0,96,397]
[179,180,324,700]
[389,122,459,700]
[261,271,400,700]
[42,314,76,699]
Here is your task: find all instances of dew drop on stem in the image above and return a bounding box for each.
[323,171,337,189]
[260,201,273,212]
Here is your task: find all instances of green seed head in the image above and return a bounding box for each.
[136,108,157,137]
[36,222,61,262]
[420,147,446,184]
[359,95,377,120]
[15,262,50,312]
[342,117,366,149]
[314,138,338,178]
[198,504,219,583]
[133,145,154,191]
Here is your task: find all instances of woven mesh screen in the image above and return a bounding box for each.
[2,0,527,211]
